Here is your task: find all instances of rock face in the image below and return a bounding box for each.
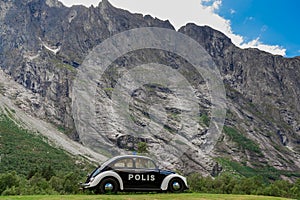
[0,0,299,178]
[179,24,300,171]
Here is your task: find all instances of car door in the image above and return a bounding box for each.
[131,157,161,190]
[110,157,136,189]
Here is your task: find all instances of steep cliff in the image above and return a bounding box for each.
[0,0,299,179]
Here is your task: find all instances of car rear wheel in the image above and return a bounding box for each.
[97,177,119,194]
[168,178,185,193]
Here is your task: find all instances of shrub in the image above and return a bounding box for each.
[0,172,20,194]
[187,172,299,199]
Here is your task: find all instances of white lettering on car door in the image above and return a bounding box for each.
[128,174,155,181]
[128,174,134,180]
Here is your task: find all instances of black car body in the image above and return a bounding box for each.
[81,155,188,193]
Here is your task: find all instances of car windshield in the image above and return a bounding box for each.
[91,168,101,178]
[90,158,113,177]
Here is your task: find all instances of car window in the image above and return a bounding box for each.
[112,158,134,168]
[91,168,101,178]
[135,158,156,169]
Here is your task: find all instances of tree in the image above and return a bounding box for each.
[290,179,300,199]
[137,142,148,154]
[0,172,19,194]
[41,165,55,181]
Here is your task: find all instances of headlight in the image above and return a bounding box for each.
[89,177,95,183]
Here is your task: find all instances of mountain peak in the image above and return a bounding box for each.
[99,0,113,9]
[1,0,299,180]
[45,0,63,7]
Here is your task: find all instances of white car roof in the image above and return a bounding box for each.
[101,155,155,166]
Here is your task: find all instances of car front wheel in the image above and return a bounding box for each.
[168,178,185,193]
[97,177,119,194]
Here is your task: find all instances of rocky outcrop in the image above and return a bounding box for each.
[0,69,107,163]
[0,0,173,137]
[0,0,299,178]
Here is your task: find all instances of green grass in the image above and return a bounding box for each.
[0,193,292,200]
[0,112,91,177]
[217,158,300,181]
[218,158,275,179]
[223,126,262,154]
[199,114,210,127]
[50,58,76,73]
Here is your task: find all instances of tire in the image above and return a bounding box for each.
[97,177,119,194]
[168,178,185,193]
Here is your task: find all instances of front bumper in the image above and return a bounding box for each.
[80,182,91,189]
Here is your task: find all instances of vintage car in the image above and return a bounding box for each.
[81,155,188,193]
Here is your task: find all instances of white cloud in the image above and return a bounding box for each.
[59,0,286,56]
[59,0,97,7]
[261,25,268,32]
[240,37,286,56]
[245,16,254,22]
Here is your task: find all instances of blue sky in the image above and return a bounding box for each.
[60,0,299,57]
[216,0,300,57]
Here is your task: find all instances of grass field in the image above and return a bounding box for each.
[0,193,292,200]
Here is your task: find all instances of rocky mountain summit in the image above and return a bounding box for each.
[0,0,299,179]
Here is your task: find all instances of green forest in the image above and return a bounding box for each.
[0,112,299,198]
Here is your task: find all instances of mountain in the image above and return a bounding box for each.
[0,0,299,180]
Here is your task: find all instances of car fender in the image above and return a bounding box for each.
[160,174,188,190]
[90,170,124,190]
